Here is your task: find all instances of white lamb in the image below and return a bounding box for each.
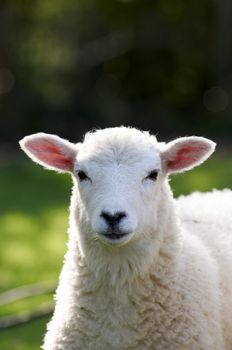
[19,127,232,350]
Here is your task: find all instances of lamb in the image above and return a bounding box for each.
[19,126,232,350]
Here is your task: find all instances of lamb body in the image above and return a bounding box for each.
[177,189,232,349]
[19,127,232,350]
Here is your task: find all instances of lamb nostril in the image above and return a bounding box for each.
[115,212,126,221]
[101,211,126,226]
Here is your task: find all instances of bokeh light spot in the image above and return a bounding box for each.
[203,86,229,113]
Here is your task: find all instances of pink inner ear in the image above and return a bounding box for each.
[167,144,208,171]
[27,139,74,171]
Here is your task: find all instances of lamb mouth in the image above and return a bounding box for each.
[102,232,129,240]
[98,230,132,243]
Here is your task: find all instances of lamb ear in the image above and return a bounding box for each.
[161,136,216,174]
[19,133,77,173]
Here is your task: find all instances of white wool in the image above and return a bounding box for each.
[177,189,232,349]
[19,127,231,349]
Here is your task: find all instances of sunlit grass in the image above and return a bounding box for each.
[0,294,53,317]
[0,155,232,349]
[0,205,68,292]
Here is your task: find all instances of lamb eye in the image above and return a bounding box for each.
[77,171,89,181]
[146,170,158,181]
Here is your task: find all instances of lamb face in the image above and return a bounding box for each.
[73,129,163,246]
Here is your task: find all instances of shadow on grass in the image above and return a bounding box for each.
[0,315,50,350]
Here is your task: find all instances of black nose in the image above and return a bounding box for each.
[101,211,126,228]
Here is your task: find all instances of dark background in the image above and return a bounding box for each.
[0,0,232,148]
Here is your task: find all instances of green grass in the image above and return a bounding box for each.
[0,159,71,292]
[0,155,232,349]
[0,158,71,350]
[0,316,50,350]
[171,155,232,196]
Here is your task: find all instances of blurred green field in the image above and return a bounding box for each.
[0,155,232,349]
